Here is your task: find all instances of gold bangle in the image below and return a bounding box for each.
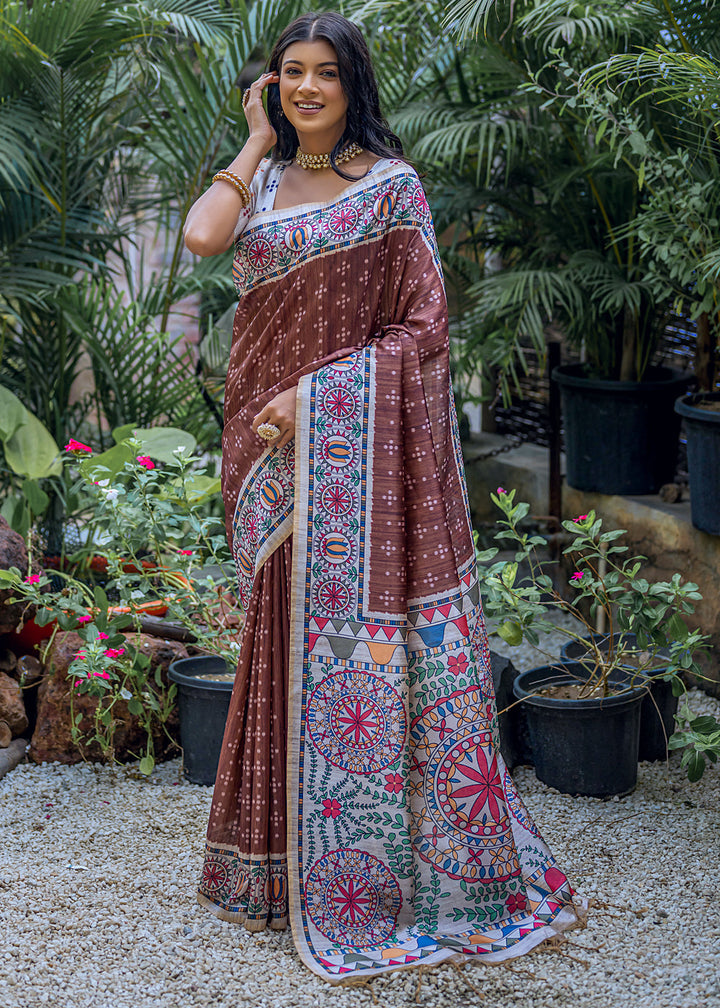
[212,170,251,207]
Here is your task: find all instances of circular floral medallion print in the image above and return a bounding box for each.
[201,857,229,893]
[318,482,358,518]
[410,687,520,882]
[327,205,359,236]
[305,848,402,947]
[320,384,360,421]
[307,671,406,773]
[311,576,353,616]
[246,237,274,270]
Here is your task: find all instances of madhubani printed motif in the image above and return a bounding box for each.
[288,347,578,981]
[199,844,288,924]
[232,167,440,297]
[231,441,294,611]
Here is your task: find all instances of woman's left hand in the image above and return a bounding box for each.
[251,386,298,449]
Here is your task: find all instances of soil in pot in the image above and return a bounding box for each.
[560,633,678,762]
[513,661,646,798]
[168,656,235,785]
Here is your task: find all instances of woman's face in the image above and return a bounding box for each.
[278,39,348,144]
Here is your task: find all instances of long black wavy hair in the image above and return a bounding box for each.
[266,11,405,179]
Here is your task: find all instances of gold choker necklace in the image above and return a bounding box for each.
[294,142,363,170]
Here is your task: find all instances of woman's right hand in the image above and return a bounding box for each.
[243,72,280,150]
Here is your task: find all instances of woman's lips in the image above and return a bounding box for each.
[294,102,324,115]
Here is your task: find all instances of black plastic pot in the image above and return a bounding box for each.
[512,662,646,797]
[675,392,720,535]
[560,633,678,762]
[552,364,690,495]
[168,656,235,785]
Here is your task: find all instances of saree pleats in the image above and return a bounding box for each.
[198,539,292,930]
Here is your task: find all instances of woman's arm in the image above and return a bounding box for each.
[183,72,279,257]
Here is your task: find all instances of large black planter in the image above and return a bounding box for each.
[675,392,720,535]
[512,662,646,797]
[552,364,690,495]
[560,633,678,762]
[168,656,235,785]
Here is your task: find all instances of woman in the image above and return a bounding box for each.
[183,10,581,983]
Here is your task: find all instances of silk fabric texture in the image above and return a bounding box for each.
[198,158,581,981]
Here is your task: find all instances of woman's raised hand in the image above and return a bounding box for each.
[251,386,298,450]
[243,72,280,150]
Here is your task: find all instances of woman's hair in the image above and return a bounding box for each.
[266,10,404,178]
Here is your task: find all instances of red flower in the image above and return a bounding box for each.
[103,647,125,659]
[179,549,193,556]
[321,798,342,819]
[136,456,155,469]
[384,773,403,794]
[77,614,92,625]
[448,652,469,676]
[24,574,40,584]
[505,892,527,915]
[65,439,92,453]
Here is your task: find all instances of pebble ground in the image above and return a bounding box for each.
[1,621,718,1008]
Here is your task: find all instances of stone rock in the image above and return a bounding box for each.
[0,670,29,736]
[0,646,17,674]
[30,632,188,766]
[0,517,35,634]
[16,655,42,686]
[0,721,11,748]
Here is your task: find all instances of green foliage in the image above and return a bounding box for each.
[475,487,720,779]
[2,435,237,771]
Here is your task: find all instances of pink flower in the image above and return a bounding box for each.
[496,486,506,495]
[24,574,40,584]
[97,632,110,641]
[74,651,87,661]
[77,614,92,625]
[321,799,342,819]
[569,571,584,583]
[573,514,589,523]
[103,648,125,659]
[73,678,84,687]
[384,773,403,794]
[65,439,92,453]
[136,456,155,470]
[448,653,470,676]
[92,671,110,680]
[179,550,193,556]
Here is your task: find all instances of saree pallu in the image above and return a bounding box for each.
[199,159,582,980]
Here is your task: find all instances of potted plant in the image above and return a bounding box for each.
[1,434,241,780]
[674,393,720,536]
[476,489,718,796]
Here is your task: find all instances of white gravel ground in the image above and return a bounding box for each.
[0,628,718,1008]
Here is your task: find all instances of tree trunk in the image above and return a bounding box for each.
[695,311,717,392]
[619,306,637,382]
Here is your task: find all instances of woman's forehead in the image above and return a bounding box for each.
[281,39,338,67]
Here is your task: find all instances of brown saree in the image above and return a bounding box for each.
[198,158,582,979]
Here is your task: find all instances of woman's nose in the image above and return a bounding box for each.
[297,72,319,94]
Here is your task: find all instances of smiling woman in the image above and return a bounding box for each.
[182,8,583,986]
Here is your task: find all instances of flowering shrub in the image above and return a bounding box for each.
[1,436,238,774]
[476,489,719,780]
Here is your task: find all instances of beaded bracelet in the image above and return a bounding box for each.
[211,170,251,207]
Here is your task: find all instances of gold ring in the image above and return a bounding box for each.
[257,422,280,441]
[242,88,251,108]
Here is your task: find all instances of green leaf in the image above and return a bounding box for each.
[133,426,197,462]
[501,563,517,588]
[22,478,50,516]
[138,754,155,776]
[0,386,28,440]
[112,423,136,444]
[4,406,62,479]
[79,442,134,480]
[127,698,144,716]
[498,620,523,646]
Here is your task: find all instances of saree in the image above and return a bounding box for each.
[198,157,582,981]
